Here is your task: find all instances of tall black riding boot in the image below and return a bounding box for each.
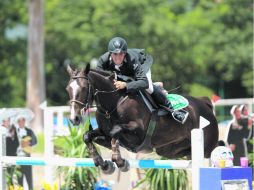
[151,85,188,124]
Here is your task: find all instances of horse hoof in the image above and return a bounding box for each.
[101,160,115,175]
[119,160,130,172]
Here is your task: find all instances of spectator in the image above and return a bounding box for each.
[1,117,19,186]
[239,104,253,128]
[2,117,19,156]
[225,105,251,165]
[239,104,253,157]
[16,115,37,190]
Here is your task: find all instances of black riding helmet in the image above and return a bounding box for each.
[108,37,127,53]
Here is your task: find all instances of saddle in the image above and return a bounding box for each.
[135,90,189,153]
[116,75,189,153]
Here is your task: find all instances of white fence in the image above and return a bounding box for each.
[213,98,253,115]
[213,98,253,107]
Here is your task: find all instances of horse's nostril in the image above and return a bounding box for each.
[74,116,80,125]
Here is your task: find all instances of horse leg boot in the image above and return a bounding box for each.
[111,138,130,172]
[151,85,189,124]
[83,132,115,174]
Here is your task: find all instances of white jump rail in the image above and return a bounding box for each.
[0,157,191,169]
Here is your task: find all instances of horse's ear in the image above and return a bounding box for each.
[84,63,90,75]
[67,64,75,76]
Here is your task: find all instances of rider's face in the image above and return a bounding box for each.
[2,118,10,128]
[111,52,125,65]
[17,118,26,128]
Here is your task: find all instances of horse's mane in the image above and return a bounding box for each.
[70,67,113,79]
[90,69,112,77]
[88,69,116,90]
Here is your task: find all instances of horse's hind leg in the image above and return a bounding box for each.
[111,138,130,172]
[83,131,115,174]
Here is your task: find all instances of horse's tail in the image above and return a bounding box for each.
[200,96,213,111]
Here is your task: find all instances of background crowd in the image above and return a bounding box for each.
[225,104,253,166]
[1,109,37,190]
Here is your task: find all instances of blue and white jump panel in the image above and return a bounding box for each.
[1,156,191,169]
[200,167,253,190]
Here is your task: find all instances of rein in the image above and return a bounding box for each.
[95,94,129,119]
[94,89,119,95]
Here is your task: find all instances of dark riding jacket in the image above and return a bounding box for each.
[97,49,153,93]
[6,125,19,156]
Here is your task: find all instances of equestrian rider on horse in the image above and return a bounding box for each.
[96,37,188,124]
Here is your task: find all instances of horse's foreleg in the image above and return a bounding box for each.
[83,131,115,174]
[86,128,112,149]
[111,138,130,172]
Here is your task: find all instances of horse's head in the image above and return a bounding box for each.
[66,64,91,125]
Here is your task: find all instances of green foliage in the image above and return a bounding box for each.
[5,166,22,187]
[43,0,253,103]
[242,71,253,96]
[0,1,27,107]
[134,162,189,190]
[188,83,214,98]
[54,120,98,190]
[0,0,252,107]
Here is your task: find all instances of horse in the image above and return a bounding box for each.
[66,64,219,174]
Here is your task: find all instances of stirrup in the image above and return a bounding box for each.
[172,109,189,124]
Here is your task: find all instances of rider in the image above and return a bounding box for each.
[96,36,188,124]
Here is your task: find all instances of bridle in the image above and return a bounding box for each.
[70,75,91,115]
[70,73,128,119]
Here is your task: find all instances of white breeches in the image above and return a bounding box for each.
[146,69,154,94]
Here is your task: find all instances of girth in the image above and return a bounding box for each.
[134,91,168,153]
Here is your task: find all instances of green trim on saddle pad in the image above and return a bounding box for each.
[166,94,189,110]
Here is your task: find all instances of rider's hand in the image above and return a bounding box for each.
[114,81,127,90]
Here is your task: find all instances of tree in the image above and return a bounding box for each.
[0,0,27,107]
[27,0,45,132]
[0,0,252,108]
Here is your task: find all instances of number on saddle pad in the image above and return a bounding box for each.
[166,94,189,110]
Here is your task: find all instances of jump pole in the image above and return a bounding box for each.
[0,156,192,169]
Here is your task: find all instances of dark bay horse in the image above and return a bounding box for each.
[66,64,218,174]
